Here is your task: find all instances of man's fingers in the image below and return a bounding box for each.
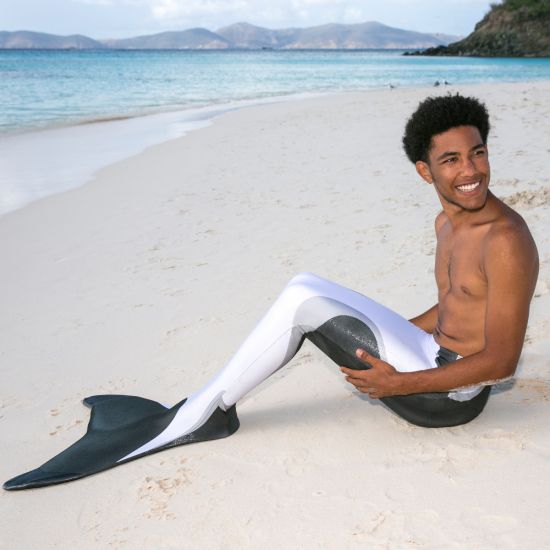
[340,370,370,390]
[340,366,362,375]
[346,378,378,397]
[342,351,396,400]
[340,366,370,381]
[355,348,378,365]
[340,368,381,398]
[340,368,363,383]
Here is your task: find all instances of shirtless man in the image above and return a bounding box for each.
[4,94,540,490]
[341,94,539,400]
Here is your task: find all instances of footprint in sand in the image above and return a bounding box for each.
[473,428,526,452]
[351,509,439,544]
[459,507,518,535]
[93,377,136,394]
[384,427,527,479]
[495,178,520,187]
[49,419,84,436]
[137,461,191,520]
[515,378,550,403]
[503,187,550,209]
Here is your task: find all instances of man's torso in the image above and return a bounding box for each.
[433,194,533,357]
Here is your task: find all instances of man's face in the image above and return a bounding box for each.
[416,125,491,212]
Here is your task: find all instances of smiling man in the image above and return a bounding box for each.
[5,93,541,490]
[341,94,539,404]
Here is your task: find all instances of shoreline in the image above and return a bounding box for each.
[0,89,334,218]
[1,79,549,548]
[6,71,550,138]
[3,78,550,220]
[1,87,330,137]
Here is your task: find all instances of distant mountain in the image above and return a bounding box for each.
[0,30,105,49]
[216,22,286,48]
[412,0,550,56]
[216,21,459,49]
[0,23,461,50]
[102,28,231,50]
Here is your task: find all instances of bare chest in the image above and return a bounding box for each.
[435,228,487,299]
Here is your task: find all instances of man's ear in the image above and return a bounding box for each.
[415,160,433,184]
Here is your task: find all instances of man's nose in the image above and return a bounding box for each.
[460,157,477,176]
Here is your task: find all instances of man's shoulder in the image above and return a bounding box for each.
[483,204,538,266]
[486,198,533,240]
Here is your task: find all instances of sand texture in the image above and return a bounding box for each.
[1,80,549,549]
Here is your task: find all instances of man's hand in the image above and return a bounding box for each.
[340,348,402,398]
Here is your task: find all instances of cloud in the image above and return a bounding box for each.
[296,0,345,6]
[144,0,374,27]
[150,0,251,20]
[67,0,491,29]
[38,0,494,36]
[72,0,115,5]
[343,6,364,23]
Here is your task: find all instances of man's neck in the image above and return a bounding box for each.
[440,190,499,227]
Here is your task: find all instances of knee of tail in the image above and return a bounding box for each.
[286,271,323,288]
[283,272,323,306]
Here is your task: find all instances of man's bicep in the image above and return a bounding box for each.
[483,229,537,375]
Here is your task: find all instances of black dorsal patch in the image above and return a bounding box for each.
[306,315,380,371]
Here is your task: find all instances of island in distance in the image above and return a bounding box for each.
[0,21,460,50]
[409,0,550,57]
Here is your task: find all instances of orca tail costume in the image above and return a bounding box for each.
[4,272,490,490]
[4,396,239,490]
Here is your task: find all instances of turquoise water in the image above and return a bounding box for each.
[2,49,550,134]
[1,49,549,217]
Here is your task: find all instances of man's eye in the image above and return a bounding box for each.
[475,150,486,156]
[444,157,457,164]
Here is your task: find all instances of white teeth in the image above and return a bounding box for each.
[457,181,480,192]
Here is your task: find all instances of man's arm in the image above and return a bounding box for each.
[342,224,539,398]
[409,304,438,333]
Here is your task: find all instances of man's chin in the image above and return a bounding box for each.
[464,203,487,213]
[448,187,490,212]
[462,196,489,212]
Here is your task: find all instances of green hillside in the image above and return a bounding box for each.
[416,0,550,56]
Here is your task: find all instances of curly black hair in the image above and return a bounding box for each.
[402,94,490,164]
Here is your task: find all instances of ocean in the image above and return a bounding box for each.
[1,49,550,215]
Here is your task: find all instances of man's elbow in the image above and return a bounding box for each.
[484,350,519,383]
[480,339,518,375]
[495,361,517,382]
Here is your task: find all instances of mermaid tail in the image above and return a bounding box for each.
[3,395,239,490]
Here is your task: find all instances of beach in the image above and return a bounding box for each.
[1,80,549,549]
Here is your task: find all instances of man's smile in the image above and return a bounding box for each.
[456,180,481,194]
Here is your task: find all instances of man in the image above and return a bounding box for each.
[4,93,539,490]
[341,94,539,400]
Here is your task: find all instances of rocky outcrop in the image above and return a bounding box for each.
[412,0,550,57]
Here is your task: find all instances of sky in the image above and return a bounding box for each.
[0,0,497,39]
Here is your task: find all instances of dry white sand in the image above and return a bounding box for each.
[1,80,549,549]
